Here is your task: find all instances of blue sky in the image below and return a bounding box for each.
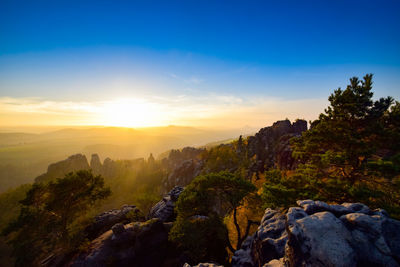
[1,0,400,128]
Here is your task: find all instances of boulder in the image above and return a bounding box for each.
[85,204,143,240]
[148,186,184,222]
[252,209,288,266]
[287,211,356,266]
[233,200,400,267]
[183,263,223,267]
[70,219,172,267]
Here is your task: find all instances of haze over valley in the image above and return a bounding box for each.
[1,1,400,267]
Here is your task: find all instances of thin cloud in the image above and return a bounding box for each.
[184,76,203,84]
[0,95,327,128]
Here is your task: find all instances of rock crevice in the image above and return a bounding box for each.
[233,200,400,267]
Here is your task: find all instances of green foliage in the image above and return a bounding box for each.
[262,168,322,209]
[277,74,400,217]
[202,144,239,173]
[169,215,229,265]
[0,184,31,266]
[97,160,165,216]
[170,172,255,263]
[175,171,256,217]
[2,170,111,266]
[0,184,32,232]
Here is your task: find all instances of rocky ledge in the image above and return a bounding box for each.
[148,186,184,222]
[65,187,185,267]
[71,218,174,267]
[85,204,144,240]
[233,200,400,267]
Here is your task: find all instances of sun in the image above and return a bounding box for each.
[100,98,165,128]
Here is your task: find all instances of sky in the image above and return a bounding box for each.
[1,0,400,130]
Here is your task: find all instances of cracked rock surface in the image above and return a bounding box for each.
[233,200,400,267]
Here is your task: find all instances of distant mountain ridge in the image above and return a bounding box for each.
[0,125,251,192]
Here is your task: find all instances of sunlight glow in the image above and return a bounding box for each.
[100,99,166,127]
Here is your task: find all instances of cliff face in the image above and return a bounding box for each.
[163,120,307,190]
[35,154,146,182]
[89,154,102,175]
[35,154,90,183]
[165,147,205,169]
[247,119,307,175]
[232,200,400,267]
[161,147,205,192]
[164,159,203,191]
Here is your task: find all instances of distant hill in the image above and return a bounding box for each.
[0,125,250,192]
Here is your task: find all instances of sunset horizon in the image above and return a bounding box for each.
[2,1,400,129]
[1,1,400,266]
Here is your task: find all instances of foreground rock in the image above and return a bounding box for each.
[65,187,187,267]
[71,219,174,267]
[183,263,223,267]
[85,204,144,240]
[148,186,184,222]
[233,200,400,267]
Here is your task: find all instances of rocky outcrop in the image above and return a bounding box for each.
[100,157,145,178]
[35,154,90,183]
[164,159,203,191]
[62,187,188,267]
[101,157,116,178]
[233,200,400,267]
[85,204,144,240]
[247,120,307,175]
[166,147,205,169]
[70,219,175,267]
[35,153,147,183]
[183,263,223,267]
[90,154,102,175]
[148,186,184,222]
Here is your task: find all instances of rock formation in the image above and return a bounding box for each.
[89,154,102,175]
[70,219,174,267]
[148,186,184,222]
[62,187,187,267]
[183,263,223,267]
[166,147,205,169]
[164,160,203,191]
[232,200,400,267]
[101,157,116,178]
[35,154,90,183]
[85,204,144,240]
[247,119,307,175]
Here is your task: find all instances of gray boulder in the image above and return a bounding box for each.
[233,200,400,267]
[148,186,184,222]
[183,263,223,267]
[71,219,172,267]
[287,211,356,266]
[86,204,143,240]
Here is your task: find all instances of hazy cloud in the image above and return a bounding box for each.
[0,94,327,128]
